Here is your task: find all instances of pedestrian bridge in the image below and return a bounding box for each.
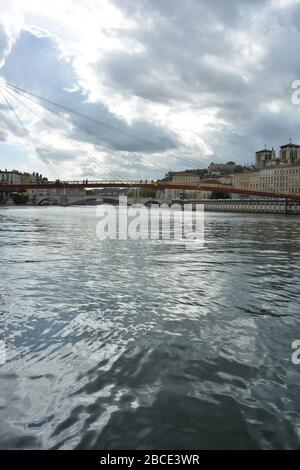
[1,180,300,201]
[100,196,170,206]
[36,194,97,206]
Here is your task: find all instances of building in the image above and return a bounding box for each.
[279,143,300,163]
[0,170,50,203]
[0,169,51,204]
[255,148,276,169]
[162,171,218,200]
[0,169,94,205]
[0,170,22,185]
[231,142,300,196]
[208,161,236,175]
[158,170,236,201]
[23,173,49,203]
[25,172,48,184]
[0,170,48,186]
[218,175,234,187]
[164,172,204,200]
[20,173,87,204]
[233,162,300,195]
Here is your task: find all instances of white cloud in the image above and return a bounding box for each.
[1,0,300,179]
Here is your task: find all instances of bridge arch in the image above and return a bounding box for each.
[37,197,59,205]
[101,197,131,206]
[144,199,161,207]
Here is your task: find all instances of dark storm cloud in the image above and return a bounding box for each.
[112,0,267,27]
[67,113,178,154]
[98,0,300,163]
[98,0,250,104]
[103,0,263,104]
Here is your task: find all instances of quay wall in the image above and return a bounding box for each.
[199,199,300,214]
[103,196,300,214]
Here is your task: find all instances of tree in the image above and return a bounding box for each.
[233,165,244,173]
[11,193,29,205]
[139,188,157,198]
[210,191,230,199]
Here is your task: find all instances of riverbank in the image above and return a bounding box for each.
[1,199,300,214]
[198,199,300,214]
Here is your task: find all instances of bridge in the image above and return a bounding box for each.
[1,180,300,201]
[35,193,98,206]
[1,80,300,203]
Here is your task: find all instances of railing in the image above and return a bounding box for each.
[1,180,300,200]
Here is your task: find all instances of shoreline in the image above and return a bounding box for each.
[1,203,300,215]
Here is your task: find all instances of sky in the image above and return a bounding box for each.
[1,0,300,180]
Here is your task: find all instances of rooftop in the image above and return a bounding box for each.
[280,143,300,149]
[256,149,273,154]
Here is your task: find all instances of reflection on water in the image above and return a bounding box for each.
[0,206,300,449]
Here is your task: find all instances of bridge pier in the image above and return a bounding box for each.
[285,198,289,214]
[1,182,300,204]
[0,191,13,205]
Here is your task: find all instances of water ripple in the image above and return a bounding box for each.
[1,207,300,449]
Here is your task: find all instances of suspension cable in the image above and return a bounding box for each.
[1,82,169,176]
[2,79,203,168]
[0,88,59,179]
[0,84,123,181]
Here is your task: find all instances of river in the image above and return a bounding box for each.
[0,206,300,449]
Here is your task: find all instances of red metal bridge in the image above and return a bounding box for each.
[0,81,300,202]
[1,180,300,201]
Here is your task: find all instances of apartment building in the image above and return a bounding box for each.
[233,163,300,195]
[208,161,236,175]
[0,170,22,184]
[163,172,213,200]
[0,170,47,185]
[0,170,50,203]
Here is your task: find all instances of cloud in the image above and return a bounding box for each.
[0,28,179,179]
[0,23,9,68]
[0,128,7,142]
[1,0,300,178]
[100,0,300,159]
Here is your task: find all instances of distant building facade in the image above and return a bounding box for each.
[255,148,276,169]
[208,161,236,175]
[233,142,300,195]
[163,171,231,200]
[0,170,48,185]
[164,172,202,200]
[0,170,22,185]
[279,143,300,163]
[0,169,90,205]
[162,141,300,200]
[233,164,300,194]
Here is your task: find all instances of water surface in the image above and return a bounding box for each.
[0,207,300,449]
